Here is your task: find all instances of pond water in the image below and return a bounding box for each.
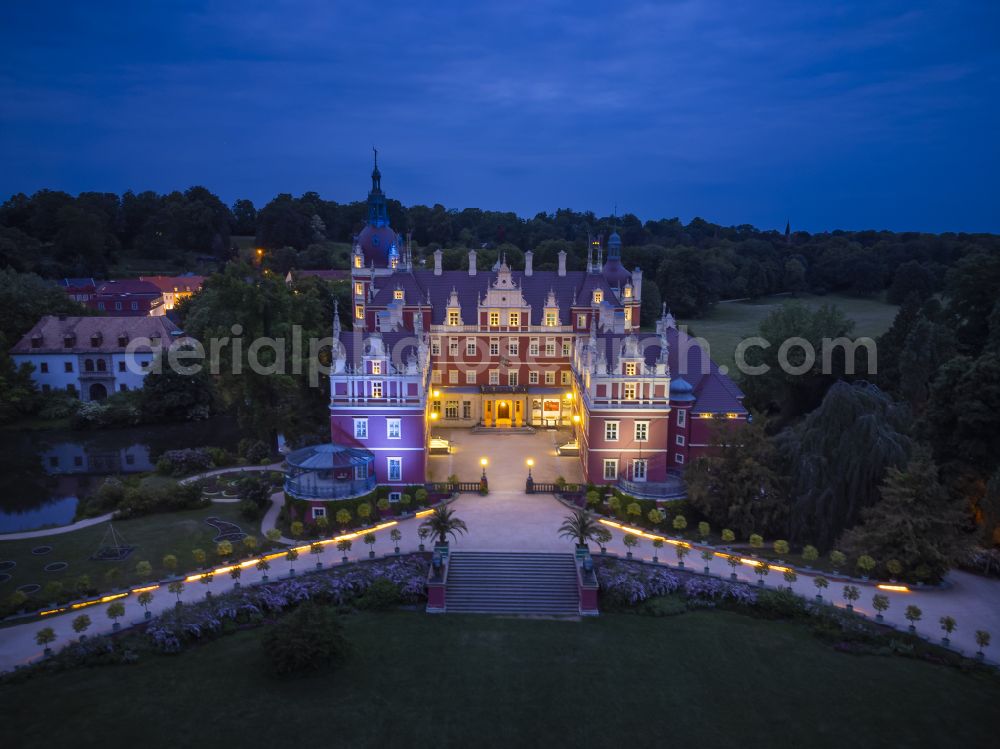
[0,419,242,533]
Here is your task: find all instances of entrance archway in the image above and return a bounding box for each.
[496,400,511,422]
[89,383,108,401]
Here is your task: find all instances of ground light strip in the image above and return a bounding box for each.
[597,519,910,591]
[37,520,406,617]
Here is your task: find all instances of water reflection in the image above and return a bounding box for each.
[0,419,241,533]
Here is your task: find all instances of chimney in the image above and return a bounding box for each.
[433,249,443,276]
[557,250,567,277]
[468,249,477,276]
[524,250,534,277]
[632,267,643,302]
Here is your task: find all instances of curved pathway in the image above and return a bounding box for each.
[0,512,114,541]
[2,490,998,673]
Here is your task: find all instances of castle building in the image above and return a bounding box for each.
[294,157,746,502]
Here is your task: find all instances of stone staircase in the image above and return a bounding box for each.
[444,551,580,615]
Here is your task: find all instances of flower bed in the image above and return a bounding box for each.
[146,555,429,653]
[595,558,757,610]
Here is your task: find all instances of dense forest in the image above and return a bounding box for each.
[2,187,998,322]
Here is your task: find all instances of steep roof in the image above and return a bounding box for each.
[94,279,162,297]
[140,275,206,293]
[10,315,182,355]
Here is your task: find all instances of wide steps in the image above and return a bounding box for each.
[443,552,580,616]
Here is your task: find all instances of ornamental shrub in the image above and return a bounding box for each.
[262,602,351,676]
[802,545,819,563]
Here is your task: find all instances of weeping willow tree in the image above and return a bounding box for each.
[777,381,912,549]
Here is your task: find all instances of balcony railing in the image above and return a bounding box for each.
[284,474,377,500]
[617,477,686,500]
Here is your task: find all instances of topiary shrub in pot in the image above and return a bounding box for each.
[802,545,819,569]
[872,593,889,622]
[622,534,639,559]
[652,538,663,563]
[701,548,714,573]
[337,538,352,563]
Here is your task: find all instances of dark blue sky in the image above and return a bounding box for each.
[1,1,997,232]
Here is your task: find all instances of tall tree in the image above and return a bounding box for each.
[778,381,912,548]
[840,449,972,583]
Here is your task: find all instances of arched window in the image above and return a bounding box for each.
[84,359,94,372]
[96,359,107,372]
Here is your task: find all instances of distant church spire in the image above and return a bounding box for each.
[784,220,791,244]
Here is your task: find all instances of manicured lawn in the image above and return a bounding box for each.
[1,609,996,748]
[0,504,273,605]
[680,292,899,374]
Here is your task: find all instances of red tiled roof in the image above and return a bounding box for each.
[139,275,206,293]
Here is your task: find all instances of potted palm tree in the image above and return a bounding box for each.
[419,505,468,559]
[558,510,599,559]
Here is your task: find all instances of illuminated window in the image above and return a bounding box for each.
[623,383,637,400]
[593,290,603,304]
[605,421,619,441]
[489,311,500,326]
[387,418,401,439]
[624,307,632,323]
[624,286,632,298]
[577,313,587,328]
[371,360,381,374]
[625,362,637,376]
[445,401,459,419]
[509,311,520,326]
[603,459,618,480]
[354,282,363,296]
[635,421,648,442]
[355,305,364,319]
[354,255,362,268]
[544,311,557,326]
[561,371,571,385]
[371,381,383,398]
[353,418,368,439]
[387,458,402,482]
[448,310,460,326]
[393,289,404,300]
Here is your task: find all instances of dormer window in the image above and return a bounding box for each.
[448,310,460,326]
[90,333,102,347]
[624,286,632,298]
[372,360,382,375]
[31,335,42,349]
[355,305,364,319]
[354,282,364,297]
[508,311,519,326]
[489,311,499,327]
[393,289,404,300]
[118,334,128,347]
[63,334,75,348]
[625,362,637,376]
[544,311,557,326]
[593,290,603,304]
[354,255,363,268]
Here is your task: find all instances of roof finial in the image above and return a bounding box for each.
[373,145,378,170]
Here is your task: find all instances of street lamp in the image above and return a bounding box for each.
[480,457,488,481]
[432,389,440,398]
[572,414,581,424]
[526,458,534,479]
[525,458,534,494]
[429,411,439,421]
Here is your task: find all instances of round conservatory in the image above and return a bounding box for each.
[284,443,376,500]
